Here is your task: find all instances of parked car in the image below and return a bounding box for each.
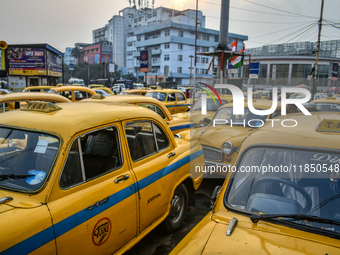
[119,89,149,96]
[176,100,281,177]
[0,92,71,112]
[113,84,126,93]
[145,89,190,114]
[48,86,96,102]
[309,96,340,112]
[82,95,193,135]
[0,100,204,254]
[171,112,340,254]
[22,86,54,93]
[93,88,114,96]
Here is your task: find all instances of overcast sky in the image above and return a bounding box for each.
[2,0,340,53]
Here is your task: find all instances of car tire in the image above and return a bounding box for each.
[163,183,188,233]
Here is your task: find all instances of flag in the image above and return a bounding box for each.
[230,44,245,68]
[229,40,237,51]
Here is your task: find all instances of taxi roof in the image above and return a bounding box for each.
[50,86,96,93]
[81,95,172,120]
[147,89,184,93]
[0,92,71,103]
[311,97,340,104]
[241,112,340,150]
[22,86,54,91]
[0,102,165,137]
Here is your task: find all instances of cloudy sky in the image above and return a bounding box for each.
[2,0,340,52]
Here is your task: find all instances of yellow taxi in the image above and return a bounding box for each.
[173,94,233,127]
[171,112,340,254]
[21,86,54,93]
[309,96,340,112]
[88,84,105,89]
[93,87,114,96]
[82,95,193,135]
[145,89,190,114]
[176,100,281,177]
[243,91,264,100]
[48,86,97,102]
[257,90,270,99]
[0,101,204,254]
[120,89,149,96]
[0,92,71,112]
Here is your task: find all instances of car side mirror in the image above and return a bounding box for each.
[210,185,222,209]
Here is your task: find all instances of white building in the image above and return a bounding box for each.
[64,47,75,65]
[93,6,248,85]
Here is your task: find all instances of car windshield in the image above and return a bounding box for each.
[315,102,340,112]
[0,127,60,192]
[212,107,267,127]
[48,89,56,94]
[226,147,340,234]
[192,99,227,112]
[145,92,167,101]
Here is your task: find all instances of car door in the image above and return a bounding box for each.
[176,92,188,113]
[123,119,177,232]
[166,92,177,114]
[48,124,138,254]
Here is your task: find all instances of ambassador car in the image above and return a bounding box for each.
[48,86,97,101]
[176,100,281,177]
[0,101,204,254]
[145,89,190,114]
[171,112,340,254]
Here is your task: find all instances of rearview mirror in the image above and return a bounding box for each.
[210,185,222,209]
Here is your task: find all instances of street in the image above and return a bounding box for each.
[124,178,225,255]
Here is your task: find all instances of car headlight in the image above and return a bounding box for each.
[222,142,233,155]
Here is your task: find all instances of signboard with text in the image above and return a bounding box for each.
[140,49,151,72]
[47,50,62,77]
[249,62,260,79]
[8,47,46,75]
[332,62,338,81]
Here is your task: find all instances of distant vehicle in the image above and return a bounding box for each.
[159,81,177,89]
[68,77,85,86]
[113,84,126,93]
[93,89,113,96]
[0,89,13,94]
[133,83,144,89]
[115,79,133,90]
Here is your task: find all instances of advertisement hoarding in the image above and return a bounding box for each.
[47,50,62,77]
[140,49,152,72]
[8,47,46,75]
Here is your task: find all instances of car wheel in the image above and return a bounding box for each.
[163,183,188,233]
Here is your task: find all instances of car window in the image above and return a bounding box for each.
[0,128,60,192]
[138,103,166,119]
[254,94,261,99]
[125,121,169,162]
[145,92,167,101]
[167,93,176,102]
[176,92,185,101]
[60,127,123,188]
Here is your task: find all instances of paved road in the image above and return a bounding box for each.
[124,178,225,255]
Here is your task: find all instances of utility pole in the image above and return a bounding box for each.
[312,0,325,99]
[193,0,198,104]
[189,55,194,86]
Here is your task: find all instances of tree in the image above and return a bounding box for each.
[71,46,82,64]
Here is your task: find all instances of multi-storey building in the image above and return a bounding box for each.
[64,47,75,65]
[93,6,248,85]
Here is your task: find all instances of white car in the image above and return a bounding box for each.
[113,84,126,93]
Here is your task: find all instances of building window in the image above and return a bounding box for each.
[153,12,156,17]
[196,46,201,52]
[148,13,152,18]
[178,44,183,50]
[177,67,182,73]
[196,68,199,74]
[138,17,142,21]
[164,54,170,61]
[179,31,183,37]
[164,43,170,49]
[165,30,170,36]
[137,36,141,42]
[127,42,133,47]
[196,57,200,63]
[178,55,183,61]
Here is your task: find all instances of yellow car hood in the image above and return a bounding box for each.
[198,126,252,149]
[201,218,340,254]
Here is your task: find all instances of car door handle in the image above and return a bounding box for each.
[168,152,176,158]
[115,174,129,184]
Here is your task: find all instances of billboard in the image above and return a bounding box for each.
[249,62,260,79]
[47,50,62,77]
[331,62,338,81]
[140,49,152,72]
[8,47,46,75]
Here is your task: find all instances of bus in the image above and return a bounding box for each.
[68,77,85,86]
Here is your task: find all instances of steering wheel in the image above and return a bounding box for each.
[252,177,312,213]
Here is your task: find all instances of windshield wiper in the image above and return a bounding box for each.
[251,214,340,227]
[0,174,34,181]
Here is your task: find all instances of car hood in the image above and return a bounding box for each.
[197,126,253,149]
[200,213,340,254]
[0,189,44,211]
